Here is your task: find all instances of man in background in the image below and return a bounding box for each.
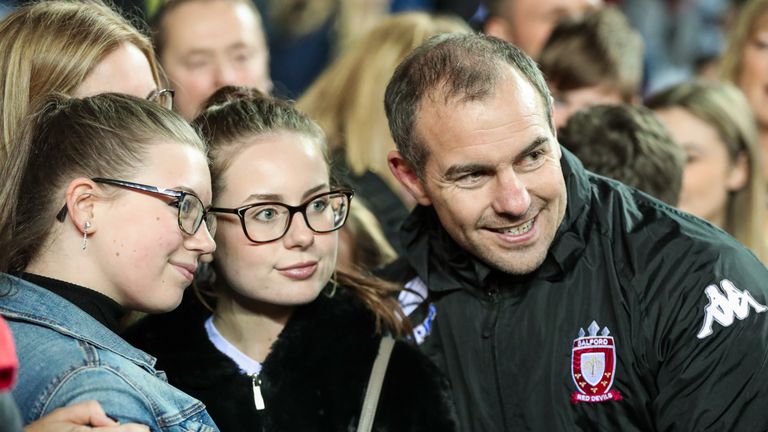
[151,0,272,120]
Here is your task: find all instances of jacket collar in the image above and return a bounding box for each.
[400,147,591,292]
[0,274,157,370]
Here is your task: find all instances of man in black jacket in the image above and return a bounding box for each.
[381,32,768,431]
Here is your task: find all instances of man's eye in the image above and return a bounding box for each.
[455,172,486,188]
[519,149,548,170]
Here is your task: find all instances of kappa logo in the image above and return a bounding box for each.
[697,279,767,339]
[570,321,623,404]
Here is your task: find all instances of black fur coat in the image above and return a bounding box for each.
[125,289,458,432]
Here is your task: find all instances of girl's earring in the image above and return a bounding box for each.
[82,221,92,251]
[324,272,338,298]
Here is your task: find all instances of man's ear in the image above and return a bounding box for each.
[387,150,432,206]
[484,16,511,41]
[63,178,98,234]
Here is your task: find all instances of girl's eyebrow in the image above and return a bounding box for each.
[242,183,330,204]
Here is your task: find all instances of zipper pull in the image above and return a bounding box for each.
[252,374,266,411]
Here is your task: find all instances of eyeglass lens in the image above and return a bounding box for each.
[147,89,174,110]
[242,192,349,242]
[178,194,216,236]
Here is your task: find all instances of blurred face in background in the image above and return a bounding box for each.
[738,14,768,130]
[484,0,602,58]
[551,84,624,129]
[654,107,748,228]
[159,0,271,120]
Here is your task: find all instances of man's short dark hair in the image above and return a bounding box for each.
[384,32,553,178]
[558,104,684,205]
[539,6,643,102]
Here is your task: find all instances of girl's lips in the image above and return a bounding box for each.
[172,263,196,282]
[276,262,318,281]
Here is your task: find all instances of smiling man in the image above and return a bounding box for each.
[382,33,768,431]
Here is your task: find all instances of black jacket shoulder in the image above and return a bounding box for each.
[125,288,457,432]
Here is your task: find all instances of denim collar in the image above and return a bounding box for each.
[0,274,156,371]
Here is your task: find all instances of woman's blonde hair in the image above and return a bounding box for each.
[341,200,397,271]
[720,0,768,83]
[0,0,160,163]
[0,93,203,274]
[646,81,767,263]
[297,12,470,195]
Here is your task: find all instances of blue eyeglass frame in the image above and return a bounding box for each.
[54,177,214,236]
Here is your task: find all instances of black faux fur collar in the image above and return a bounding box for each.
[127,288,458,432]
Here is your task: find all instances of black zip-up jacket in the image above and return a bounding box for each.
[125,287,458,432]
[380,150,768,431]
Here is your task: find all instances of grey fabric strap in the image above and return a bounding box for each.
[357,336,395,432]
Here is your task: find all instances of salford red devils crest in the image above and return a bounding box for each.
[570,321,622,404]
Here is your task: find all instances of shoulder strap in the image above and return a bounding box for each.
[356,336,395,432]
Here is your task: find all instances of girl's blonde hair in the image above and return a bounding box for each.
[297,12,470,196]
[0,0,160,163]
[646,81,767,263]
[0,93,203,274]
[720,0,768,83]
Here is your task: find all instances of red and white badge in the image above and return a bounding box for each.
[570,321,622,404]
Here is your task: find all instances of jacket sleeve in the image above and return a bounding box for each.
[639,242,768,431]
[375,339,459,432]
[39,366,216,432]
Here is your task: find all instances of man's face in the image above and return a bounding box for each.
[487,0,602,58]
[159,0,271,120]
[408,67,567,275]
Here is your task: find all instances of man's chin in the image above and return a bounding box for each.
[475,246,547,276]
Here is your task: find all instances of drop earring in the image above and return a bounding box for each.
[324,271,338,298]
[82,221,91,250]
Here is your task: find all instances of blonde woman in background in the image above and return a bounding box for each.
[647,80,767,263]
[298,12,470,251]
[720,0,768,181]
[0,0,167,165]
[336,200,398,273]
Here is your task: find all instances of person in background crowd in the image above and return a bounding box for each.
[126,87,458,432]
[0,93,218,430]
[538,6,644,129]
[381,32,768,431]
[480,0,602,59]
[558,104,684,205]
[150,0,272,120]
[0,0,164,165]
[647,80,767,263]
[720,0,768,180]
[337,200,398,273]
[298,12,470,252]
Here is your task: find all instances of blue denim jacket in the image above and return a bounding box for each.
[0,274,219,431]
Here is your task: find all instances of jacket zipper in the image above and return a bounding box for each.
[485,284,509,429]
[252,373,266,411]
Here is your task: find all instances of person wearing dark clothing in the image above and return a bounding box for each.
[127,87,458,431]
[381,32,768,431]
[127,288,456,432]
